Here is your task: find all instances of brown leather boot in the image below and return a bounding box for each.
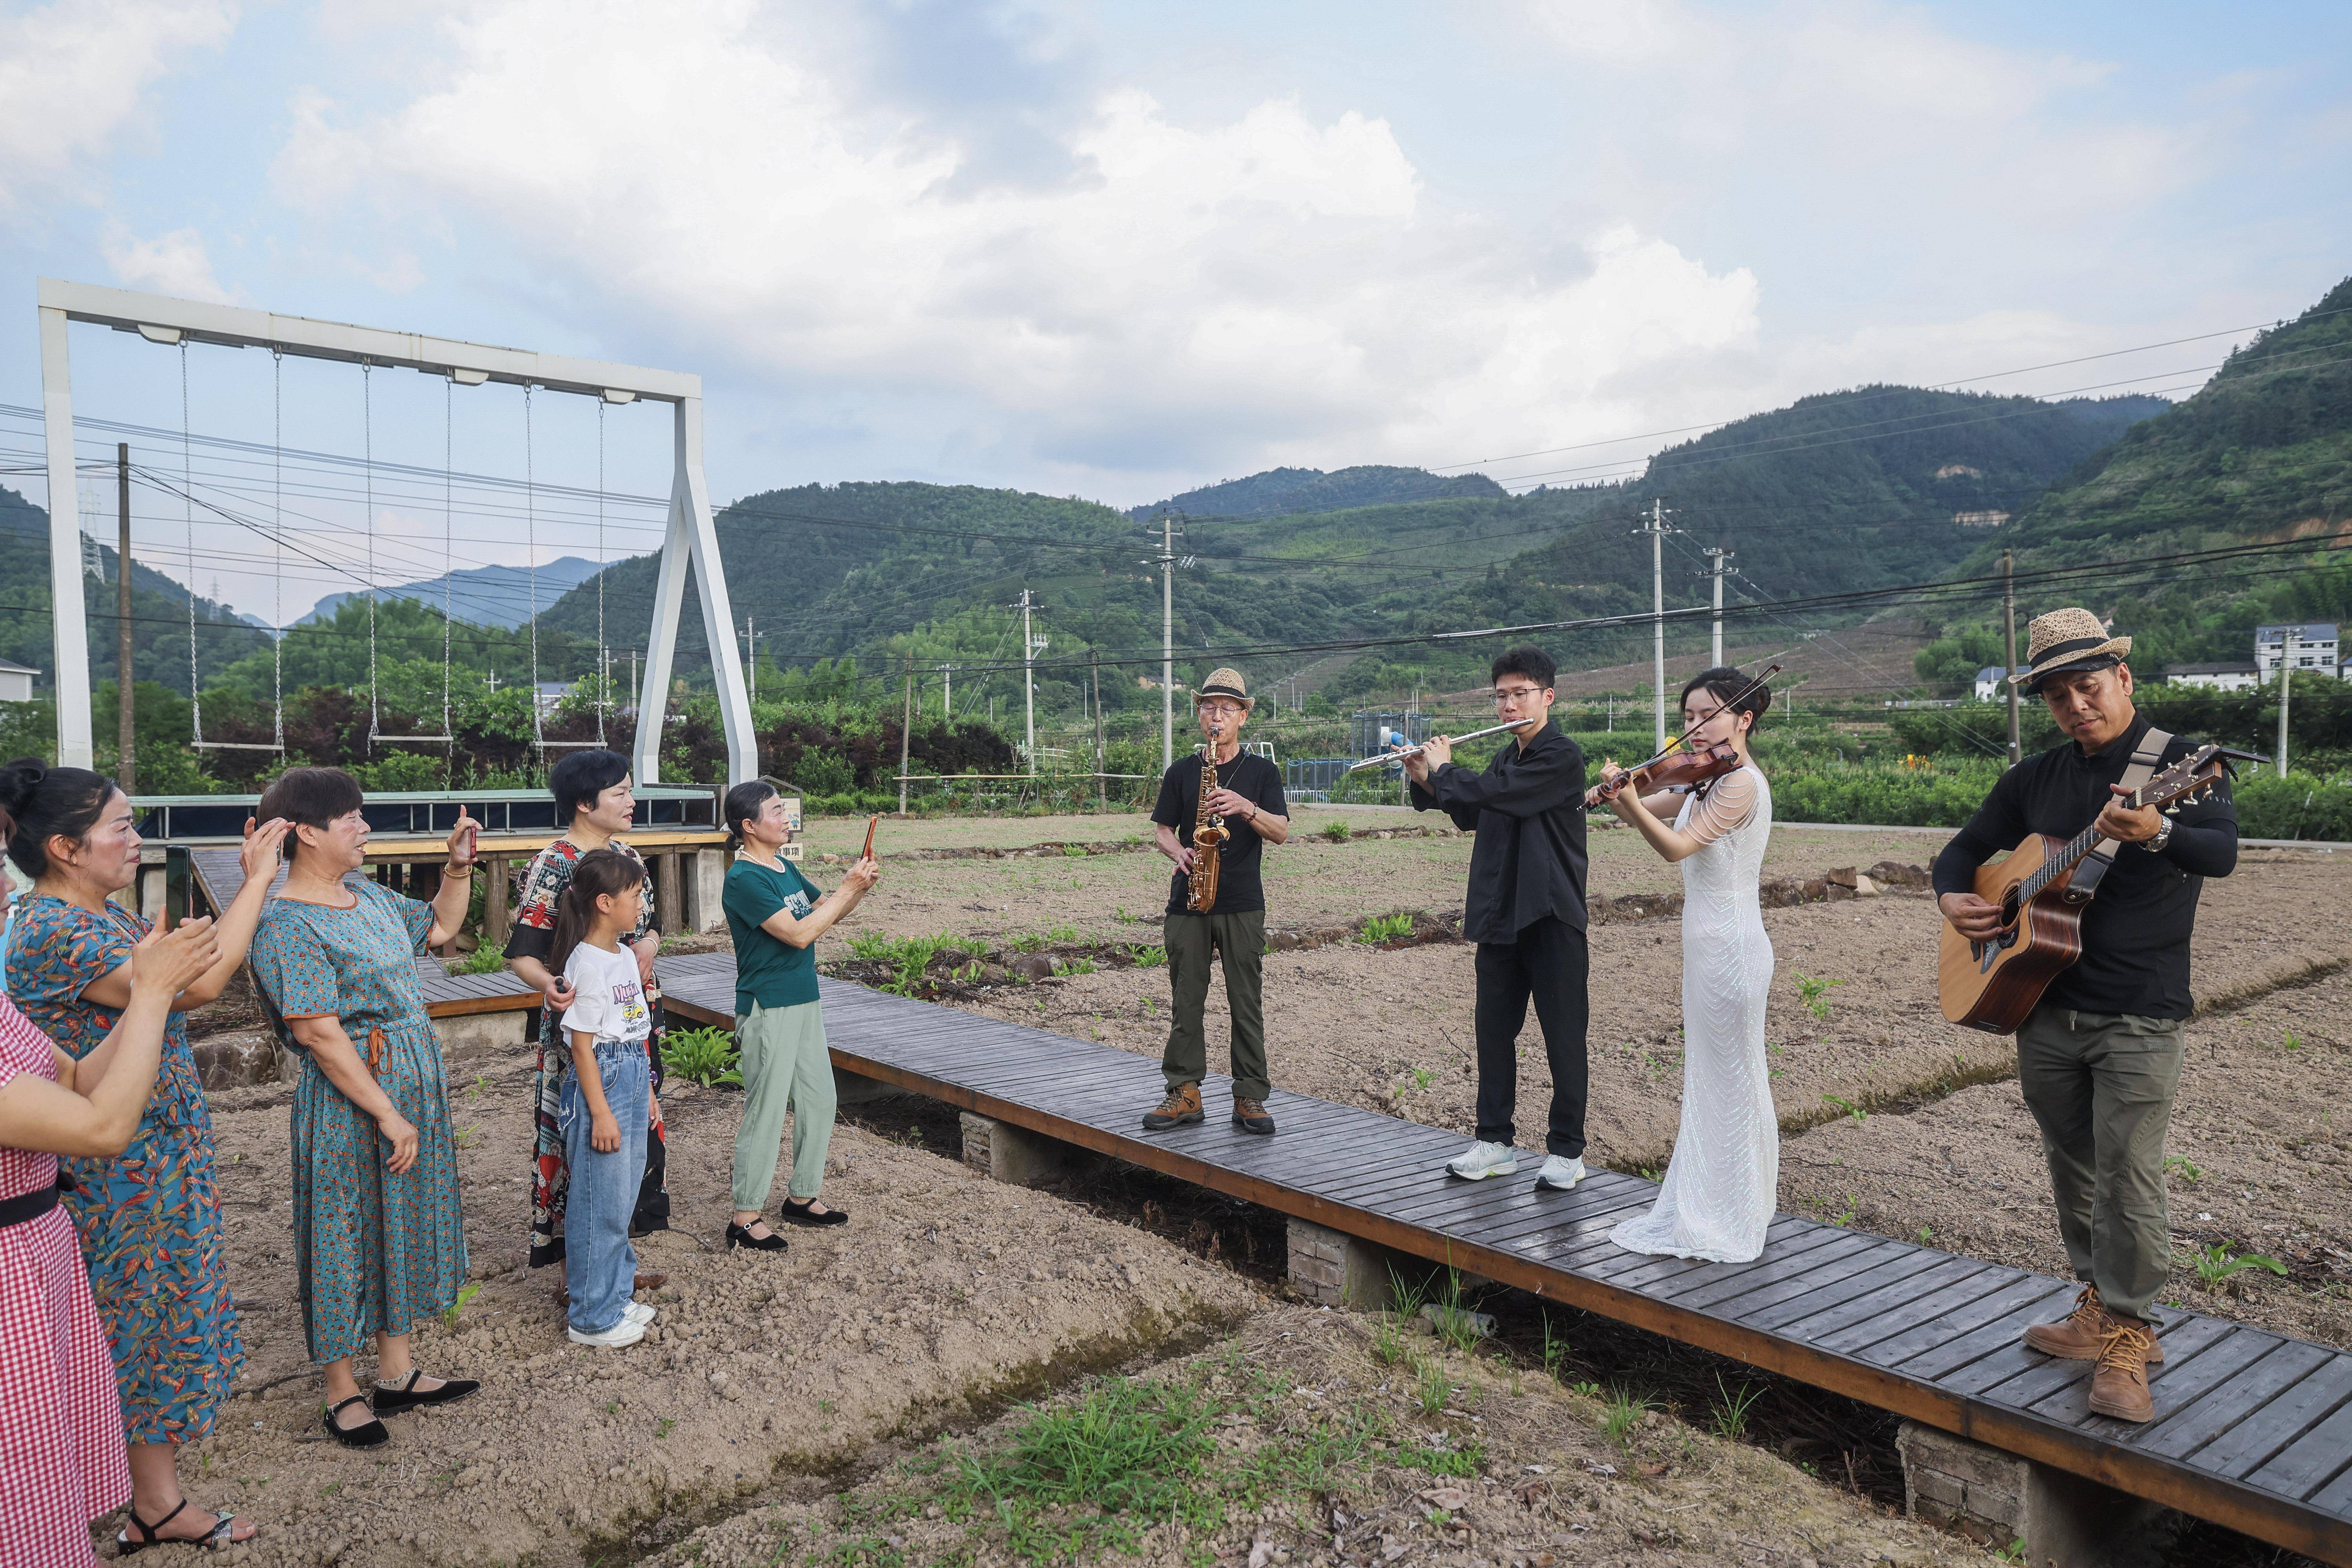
[1232,1098,1276,1135]
[1142,1082,1204,1131]
[2088,1320,2158,1422]
[2024,1285,2163,1363]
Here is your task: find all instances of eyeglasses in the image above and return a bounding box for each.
[1492,686,1546,704]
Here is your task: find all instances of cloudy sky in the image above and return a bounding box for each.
[4,0,2348,621]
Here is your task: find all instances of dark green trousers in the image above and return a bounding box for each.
[1162,909,1270,1101]
[2015,1005,2186,1322]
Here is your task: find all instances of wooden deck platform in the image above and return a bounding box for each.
[655,953,2352,1566]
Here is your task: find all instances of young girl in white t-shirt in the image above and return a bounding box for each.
[551,851,659,1348]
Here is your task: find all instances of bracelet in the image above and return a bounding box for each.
[443,860,475,876]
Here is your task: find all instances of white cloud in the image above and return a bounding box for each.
[271,0,1762,491]
[100,222,234,301]
[0,0,237,219]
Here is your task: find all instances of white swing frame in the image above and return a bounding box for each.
[36,277,757,786]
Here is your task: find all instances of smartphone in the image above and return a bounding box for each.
[861,815,878,861]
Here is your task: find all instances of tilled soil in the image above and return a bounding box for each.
[184,1073,1258,1568]
[643,1303,1985,1568]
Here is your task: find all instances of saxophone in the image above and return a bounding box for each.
[1185,747,1231,912]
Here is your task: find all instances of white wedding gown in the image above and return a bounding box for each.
[1609,766,1779,1263]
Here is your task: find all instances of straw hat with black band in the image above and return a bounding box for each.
[2012,608,2132,695]
[1192,668,1254,711]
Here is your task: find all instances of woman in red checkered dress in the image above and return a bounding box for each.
[0,833,223,1565]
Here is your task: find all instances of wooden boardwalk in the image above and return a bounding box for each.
[655,953,2352,1565]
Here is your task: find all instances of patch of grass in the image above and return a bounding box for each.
[1129,944,1167,968]
[452,1123,479,1149]
[2285,1029,2304,1053]
[452,942,507,976]
[1822,1093,1866,1125]
[1358,911,1414,944]
[1051,957,1098,977]
[661,1025,744,1088]
[1007,925,1080,954]
[1414,1357,1454,1417]
[2164,1155,2205,1183]
[1541,1316,1572,1383]
[1710,1373,1764,1440]
[1390,1437,1485,1477]
[1425,1269,1488,1354]
[439,1281,481,1329]
[1599,1384,1660,1448]
[655,1417,675,1439]
[848,932,982,995]
[1321,819,1353,843]
[1793,973,1846,1020]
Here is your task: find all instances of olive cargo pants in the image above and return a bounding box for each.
[1161,909,1270,1102]
[2014,1005,2186,1323]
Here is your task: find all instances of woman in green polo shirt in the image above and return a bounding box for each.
[719,781,880,1250]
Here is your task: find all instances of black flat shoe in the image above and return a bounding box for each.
[727,1221,789,1252]
[780,1198,849,1227]
[372,1368,481,1415]
[116,1498,243,1554]
[323,1393,388,1449]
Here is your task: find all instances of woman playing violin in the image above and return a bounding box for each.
[1594,666,1780,1265]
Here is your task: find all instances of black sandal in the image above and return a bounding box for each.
[726,1220,788,1251]
[117,1498,243,1553]
[780,1197,849,1227]
[323,1392,389,1448]
[372,1367,482,1415]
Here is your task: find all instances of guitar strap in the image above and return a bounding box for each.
[2064,726,2172,904]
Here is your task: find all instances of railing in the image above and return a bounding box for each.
[131,785,720,842]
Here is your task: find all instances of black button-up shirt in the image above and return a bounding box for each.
[1931,713,2237,1020]
[1408,720,1589,944]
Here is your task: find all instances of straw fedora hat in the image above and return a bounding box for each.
[1192,667,1254,711]
[2014,607,2132,693]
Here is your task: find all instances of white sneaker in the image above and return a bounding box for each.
[568,1316,648,1349]
[624,1301,657,1327]
[1536,1154,1586,1190]
[1446,1140,1519,1180]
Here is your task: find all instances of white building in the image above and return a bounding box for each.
[1973,666,2026,701]
[0,658,35,704]
[2256,623,2342,682]
[2165,661,2262,692]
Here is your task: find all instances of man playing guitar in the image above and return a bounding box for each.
[1933,607,2237,1423]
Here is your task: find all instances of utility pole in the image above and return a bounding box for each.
[744,616,755,702]
[1702,546,1733,668]
[115,443,134,794]
[2001,550,2022,768]
[2278,626,2298,779]
[1639,499,1673,750]
[1160,510,1176,771]
[938,663,951,720]
[1018,588,1038,776]
[1091,649,1106,811]
[898,655,914,815]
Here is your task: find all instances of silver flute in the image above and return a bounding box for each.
[1341,719,1531,773]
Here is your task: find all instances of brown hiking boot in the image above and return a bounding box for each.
[1142,1082,1204,1131]
[2088,1320,2158,1422]
[2024,1285,2163,1363]
[1232,1098,1276,1135]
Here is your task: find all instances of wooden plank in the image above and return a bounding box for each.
[2189,1355,2352,1482]
[1660,1228,1935,1328]
[2032,1315,2243,1432]
[1739,1246,1953,1335]
[1463,1182,1672,1254]
[1659,1230,1892,1313]
[2140,1339,2334,1461]
[2255,1379,2352,1502]
[1811,1264,2028,1357]
[1857,1275,2076,1370]
[1570,1216,1822,1294]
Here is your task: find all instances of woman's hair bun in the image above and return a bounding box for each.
[0,757,47,815]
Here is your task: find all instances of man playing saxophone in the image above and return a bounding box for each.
[1144,668,1291,1135]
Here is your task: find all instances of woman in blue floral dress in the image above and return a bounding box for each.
[246,768,482,1448]
[0,759,285,1550]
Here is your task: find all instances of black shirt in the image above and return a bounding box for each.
[1931,714,2238,1020]
[1407,720,1589,943]
[1151,751,1288,916]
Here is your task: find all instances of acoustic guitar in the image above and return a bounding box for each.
[1938,743,2244,1034]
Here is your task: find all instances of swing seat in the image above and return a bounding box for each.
[190,739,285,751]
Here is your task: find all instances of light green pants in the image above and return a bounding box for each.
[731,1000,835,1211]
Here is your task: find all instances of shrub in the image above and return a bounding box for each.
[660,1025,742,1087]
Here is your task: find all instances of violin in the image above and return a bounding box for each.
[1585,742,1743,808]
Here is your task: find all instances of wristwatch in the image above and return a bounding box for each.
[2146,817,2174,855]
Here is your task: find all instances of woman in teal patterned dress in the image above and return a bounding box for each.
[0,759,286,1550]
[246,768,483,1448]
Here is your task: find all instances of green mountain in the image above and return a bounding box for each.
[1129,465,1506,521]
[1916,276,2352,682]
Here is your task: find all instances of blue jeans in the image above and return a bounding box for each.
[561,1040,650,1334]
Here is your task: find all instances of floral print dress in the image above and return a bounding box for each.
[4,894,243,1445]
[247,880,467,1362]
[504,838,666,1267]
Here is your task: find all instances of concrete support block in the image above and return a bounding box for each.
[436,1009,530,1069]
[688,848,727,934]
[834,1066,898,1107]
[1287,1216,1415,1311]
[1896,1421,2175,1567]
[959,1112,1077,1186]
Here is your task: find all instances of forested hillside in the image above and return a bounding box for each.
[1915,276,2352,685]
[1127,465,1506,520]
